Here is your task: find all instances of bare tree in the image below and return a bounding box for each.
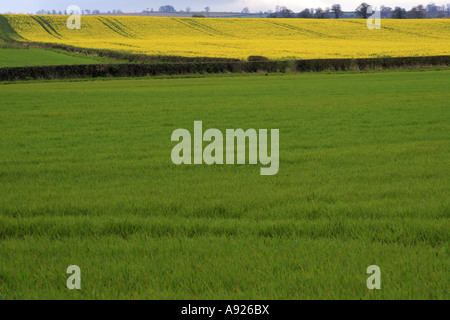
[297,9,313,18]
[408,5,426,18]
[426,3,440,17]
[314,8,328,18]
[186,7,191,14]
[242,7,250,14]
[391,6,407,18]
[380,6,392,18]
[355,3,371,19]
[331,4,343,18]
[159,5,176,13]
[268,8,294,18]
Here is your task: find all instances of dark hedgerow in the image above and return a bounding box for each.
[248,56,271,62]
[0,56,448,81]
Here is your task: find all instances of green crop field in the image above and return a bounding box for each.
[0,44,130,67]
[0,37,125,68]
[0,47,121,67]
[0,70,449,300]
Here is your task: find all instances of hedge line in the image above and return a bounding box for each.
[15,41,241,64]
[1,56,448,81]
[0,61,291,81]
[295,56,450,71]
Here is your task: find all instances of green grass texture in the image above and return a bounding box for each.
[0,48,106,67]
[0,70,449,299]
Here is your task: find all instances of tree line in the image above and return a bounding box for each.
[35,9,122,15]
[267,3,450,18]
[33,3,450,18]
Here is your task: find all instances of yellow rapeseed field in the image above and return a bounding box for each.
[3,14,450,59]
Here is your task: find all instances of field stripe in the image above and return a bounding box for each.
[340,19,447,40]
[0,216,447,247]
[30,16,63,39]
[95,17,132,38]
[173,18,228,37]
[109,17,140,38]
[264,20,341,39]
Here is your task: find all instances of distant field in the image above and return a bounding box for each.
[0,47,123,67]
[0,70,448,299]
[0,31,127,67]
[1,14,449,59]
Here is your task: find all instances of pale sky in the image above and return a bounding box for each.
[0,0,445,14]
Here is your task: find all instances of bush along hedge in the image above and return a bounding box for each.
[0,56,448,81]
[294,56,450,72]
